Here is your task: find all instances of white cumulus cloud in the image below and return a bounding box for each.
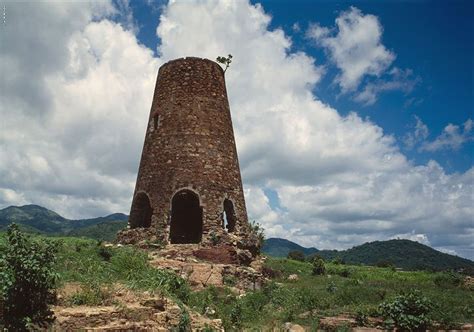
[307,7,395,93]
[421,119,473,152]
[0,0,472,259]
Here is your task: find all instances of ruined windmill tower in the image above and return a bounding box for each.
[118,57,255,258]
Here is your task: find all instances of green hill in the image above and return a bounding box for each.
[67,220,128,242]
[0,204,128,240]
[262,238,319,257]
[263,237,474,273]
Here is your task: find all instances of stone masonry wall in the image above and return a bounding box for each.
[126,57,250,247]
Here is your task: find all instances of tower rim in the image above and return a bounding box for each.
[159,56,225,75]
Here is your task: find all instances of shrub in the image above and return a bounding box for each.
[355,309,369,326]
[376,260,394,269]
[332,256,345,265]
[249,220,265,253]
[433,271,462,288]
[0,224,59,330]
[287,250,305,262]
[229,301,243,328]
[262,266,282,279]
[223,275,237,286]
[97,246,113,261]
[312,258,326,275]
[379,289,433,331]
[338,268,352,278]
[326,281,337,293]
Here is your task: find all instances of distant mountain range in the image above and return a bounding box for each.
[263,237,474,273]
[1,205,473,273]
[0,204,128,241]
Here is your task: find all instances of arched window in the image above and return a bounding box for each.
[170,189,203,244]
[223,199,236,233]
[129,192,152,228]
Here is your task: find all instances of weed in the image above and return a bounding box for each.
[67,282,113,306]
[209,232,221,246]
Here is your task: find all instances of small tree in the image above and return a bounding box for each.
[216,54,233,73]
[0,224,59,330]
[287,250,305,262]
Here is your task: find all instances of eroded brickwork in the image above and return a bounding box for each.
[121,57,251,249]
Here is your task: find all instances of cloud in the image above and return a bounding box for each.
[420,119,473,152]
[403,115,429,149]
[354,67,421,105]
[1,0,473,259]
[0,1,160,218]
[307,7,395,93]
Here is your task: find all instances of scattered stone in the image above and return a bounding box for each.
[140,298,166,311]
[283,322,305,332]
[287,274,299,281]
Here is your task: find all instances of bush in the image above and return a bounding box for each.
[249,221,265,253]
[262,266,282,279]
[332,256,345,265]
[376,260,394,269]
[97,246,113,261]
[0,224,59,330]
[433,271,462,288]
[379,289,433,331]
[312,258,326,275]
[287,250,305,262]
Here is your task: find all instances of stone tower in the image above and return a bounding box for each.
[124,57,251,248]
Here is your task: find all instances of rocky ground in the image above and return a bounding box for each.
[51,243,264,331]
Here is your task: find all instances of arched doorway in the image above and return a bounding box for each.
[129,192,152,228]
[170,190,203,244]
[223,199,236,233]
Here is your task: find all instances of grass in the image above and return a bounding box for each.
[1,232,472,330]
[0,232,190,306]
[188,257,473,330]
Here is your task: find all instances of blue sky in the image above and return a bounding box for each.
[130,0,473,174]
[1,0,472,258]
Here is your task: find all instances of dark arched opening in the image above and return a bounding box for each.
[170,190,203,244]
[223,199,236,233]
[129,192,152,228]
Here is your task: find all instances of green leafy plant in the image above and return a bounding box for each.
[379,289,433,331]
[0,224,59,330]
[216,54,233,73]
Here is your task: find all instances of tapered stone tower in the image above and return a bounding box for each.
[122,57,251,249]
